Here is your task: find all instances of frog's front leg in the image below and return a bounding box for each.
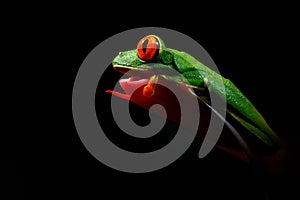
[143,75,159,97]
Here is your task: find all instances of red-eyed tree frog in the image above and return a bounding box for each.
[111,35,281,150]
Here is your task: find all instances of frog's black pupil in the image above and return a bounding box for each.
[142,39,149,53]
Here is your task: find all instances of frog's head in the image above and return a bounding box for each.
[107,35,193,124]
[112,35,173,76]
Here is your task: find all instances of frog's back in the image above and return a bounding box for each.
[168,48,215,76]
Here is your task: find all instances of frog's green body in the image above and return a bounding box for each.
[112,35,280,148]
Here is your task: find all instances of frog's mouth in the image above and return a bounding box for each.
[113,64,153,76]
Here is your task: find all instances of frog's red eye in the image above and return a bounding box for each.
[137,35,160,61]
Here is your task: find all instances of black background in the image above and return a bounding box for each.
[13,1,299,200]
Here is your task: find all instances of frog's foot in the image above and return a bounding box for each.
[142,75,159,97]
[106,76,149,101]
